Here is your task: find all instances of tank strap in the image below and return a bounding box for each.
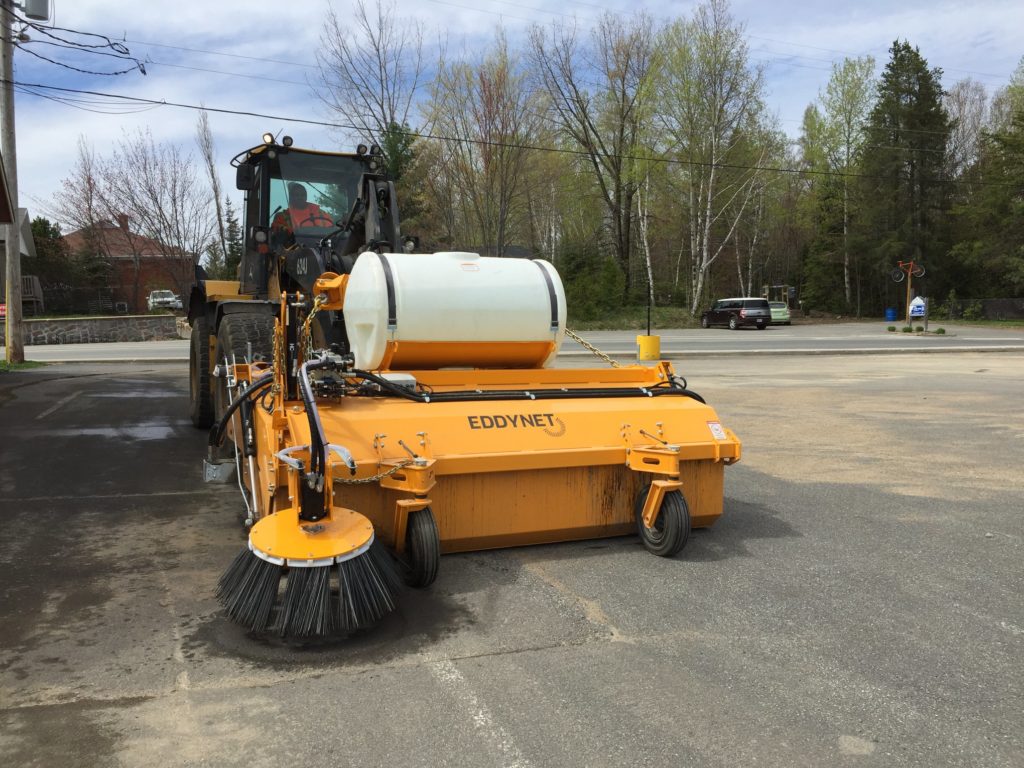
[376,253,398,330]
[532,260,559,332]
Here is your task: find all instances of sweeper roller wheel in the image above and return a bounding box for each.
[634,486,691,558]
[403,507,440,588]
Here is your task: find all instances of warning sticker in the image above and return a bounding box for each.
[707,421,727,441]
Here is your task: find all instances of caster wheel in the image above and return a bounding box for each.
[634,486,690,557]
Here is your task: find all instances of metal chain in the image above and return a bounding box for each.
[564,327,621,368]
[270,311,284,397]
[336,459,414,485]
[301,294,325,362]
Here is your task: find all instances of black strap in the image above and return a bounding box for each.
[376,253,397,329]
[533,260,559,331]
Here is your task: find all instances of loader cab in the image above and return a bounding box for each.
[233,142,377,295]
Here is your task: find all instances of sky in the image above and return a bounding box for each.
[7,0,1023,229]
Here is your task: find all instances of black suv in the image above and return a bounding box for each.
[701,297,771,330]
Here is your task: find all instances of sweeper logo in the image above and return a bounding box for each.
[467,413,566,437]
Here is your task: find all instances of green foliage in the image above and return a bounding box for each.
[559,239,626,321]
[26,217,71,286]
[934,327,945,334]
[962,300,984,320]
[887,325,896,332]
[381,122,416,184]
[915,325,924,332]
[203,198,244,280]
[901,326,913,332]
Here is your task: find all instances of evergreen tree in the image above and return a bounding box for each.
[860,41,951,309]
[27,217,71,287]
[223,198,243,278]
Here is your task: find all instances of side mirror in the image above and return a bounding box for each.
[235,165,255,191]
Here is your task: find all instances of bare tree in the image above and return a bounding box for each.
[529,12,657,289]
[659,0,766,314]
[428,29,541,256]
[196,110,227,267]
[945,78,988,178]
[818,56,875,307]
[316,0,425,143]
[50,131,216,306]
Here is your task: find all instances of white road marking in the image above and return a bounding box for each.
[429,659,532,768]
[34,390,80,420]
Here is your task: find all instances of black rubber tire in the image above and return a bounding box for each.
[701,316,710,329]
[213,312,275,423]
[728,316,738,330]
[635,486,691,558]
[403,507,440,588]
[189,316,214,428]
[757,323,766,330]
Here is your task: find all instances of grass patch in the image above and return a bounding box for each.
[569,305,699,331]
[0,360,46,373]
[940,318,1024,330]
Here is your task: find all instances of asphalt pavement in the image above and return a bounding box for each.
[1,354,1021,767]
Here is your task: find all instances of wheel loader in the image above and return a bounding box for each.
[189,136,742,638]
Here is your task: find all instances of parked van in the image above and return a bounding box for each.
[700,297,771,330]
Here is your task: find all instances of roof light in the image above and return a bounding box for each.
[262,132,275,144]
[369,144,381,156]
[282,136,294,147]
[356,144,368,155]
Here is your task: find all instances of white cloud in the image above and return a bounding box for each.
[10,0,1022,221]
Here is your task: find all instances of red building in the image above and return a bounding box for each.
[62,216,196,314]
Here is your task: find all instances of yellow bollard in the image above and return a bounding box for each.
[636,334,661,362]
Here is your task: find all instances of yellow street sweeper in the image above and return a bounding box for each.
[189,137,741,638]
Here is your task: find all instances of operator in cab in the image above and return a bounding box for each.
[272,182,333,240]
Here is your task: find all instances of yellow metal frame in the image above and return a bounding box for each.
[224,291,742,558]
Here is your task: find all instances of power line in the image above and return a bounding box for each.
[6,78,1015,190]
[15,45,144,76]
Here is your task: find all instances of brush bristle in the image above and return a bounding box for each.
[217,548,282,632]
[278,565,337,637]
[217,542,402,638]
[338,541,401,631]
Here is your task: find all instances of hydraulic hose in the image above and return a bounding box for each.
[208,372,274,451]
[298,358,331,477]
[348,369,706,404]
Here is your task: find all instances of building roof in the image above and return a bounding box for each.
[0,209,39,259]
[62,219,186,260]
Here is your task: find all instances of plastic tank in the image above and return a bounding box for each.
[343,252,566,370]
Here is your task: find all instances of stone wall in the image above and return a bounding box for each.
[0,314,179,345]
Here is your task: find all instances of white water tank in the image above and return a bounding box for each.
[343,251,566,370]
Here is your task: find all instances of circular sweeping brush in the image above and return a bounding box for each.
[217,507,401,637]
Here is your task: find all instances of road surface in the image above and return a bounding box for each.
[1,354,1022,767]
[4,321,1024,362]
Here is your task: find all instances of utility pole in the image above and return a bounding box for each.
[2,0,23,362]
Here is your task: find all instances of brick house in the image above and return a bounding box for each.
[62,215,196,314]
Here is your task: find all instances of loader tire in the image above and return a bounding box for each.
[635,487,690,558]
[213,312,275,423]
[403,507,440,588]
[189,317,214,429]
[728,316,738,330]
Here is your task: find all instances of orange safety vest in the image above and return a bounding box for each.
[286,202,331,228]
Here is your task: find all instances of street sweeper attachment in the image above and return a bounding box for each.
[191,138,741,639]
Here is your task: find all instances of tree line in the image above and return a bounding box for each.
[36,0,1024,320]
